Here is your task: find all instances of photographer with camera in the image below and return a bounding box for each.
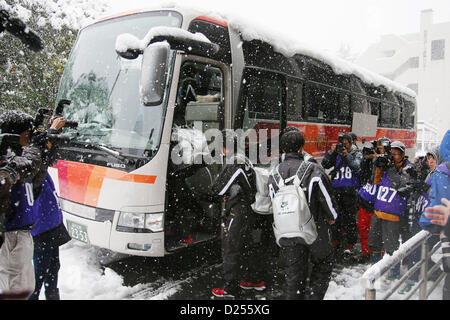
[350,138,389,263]
[0,110,66,296]
[368,140,414,281]
[29,115,72,300]
[322,133,362,261]
[0,111,44,295]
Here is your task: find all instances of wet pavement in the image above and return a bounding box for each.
[104,239,286,300]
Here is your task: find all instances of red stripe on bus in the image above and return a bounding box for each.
[194,16,228,28]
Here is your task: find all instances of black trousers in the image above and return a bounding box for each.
[332,190,359,246]
[222,203,271,293]
[280,243,309,300]
[279,224,334,300]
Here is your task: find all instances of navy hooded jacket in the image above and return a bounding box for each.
[420,130,450,231]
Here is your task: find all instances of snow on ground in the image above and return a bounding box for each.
[55,240,444,300]
[54,241,143,300]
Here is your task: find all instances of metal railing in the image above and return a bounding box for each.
[360,230,446,300]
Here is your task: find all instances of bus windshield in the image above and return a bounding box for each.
[56,11,182,157]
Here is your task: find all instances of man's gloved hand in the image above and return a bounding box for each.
[397,185,411,198]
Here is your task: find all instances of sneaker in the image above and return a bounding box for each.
[343,244,354,255]
[239,281,266,291]
[180,236,194,244]
[351,252,371,264]
[211,288,235,298]
[398,280,415,294]
[331,240,340,248]
[384,268,400,283]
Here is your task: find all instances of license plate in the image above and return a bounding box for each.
[67,220,89,244]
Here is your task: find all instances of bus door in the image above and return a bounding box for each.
[239,68,286,166]
[166,56,230,249]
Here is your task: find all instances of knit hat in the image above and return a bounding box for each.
[0,110,34,134]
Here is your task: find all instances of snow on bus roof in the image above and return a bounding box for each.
[104,3,415,98]
[222,10,417,98]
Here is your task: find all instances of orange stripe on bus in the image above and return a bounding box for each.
[56,160,157,207]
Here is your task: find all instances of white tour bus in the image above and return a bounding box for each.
[50,6,417,256]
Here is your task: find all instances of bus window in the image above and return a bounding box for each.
[369,100,379,117]
[337,94,351,124]
[287,80,302,122]
[243,71,283,120]
[304,83,338,122]
[390,104,400,128]
[380,103,392,127]
[174,61,224,131]
[351,94,368,114]
[402,99,415,129]
[241,69,284,163]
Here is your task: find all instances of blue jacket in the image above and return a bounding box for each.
[31,173,63,237]
[420,130,450,232]
[5,182,35,231]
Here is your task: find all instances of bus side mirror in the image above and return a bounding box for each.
[140,42,170,107]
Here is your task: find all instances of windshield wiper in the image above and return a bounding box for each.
[69,140,151,163]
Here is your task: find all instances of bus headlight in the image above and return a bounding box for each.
[117,212,163,233]
[145,213,163,232]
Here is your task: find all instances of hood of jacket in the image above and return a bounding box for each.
[426,146,443,167]
[439,130,450,162]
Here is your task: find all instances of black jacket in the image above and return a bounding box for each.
[211,154,256,211]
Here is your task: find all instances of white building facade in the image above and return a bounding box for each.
[356,9,449,143]
[416,120,440,155]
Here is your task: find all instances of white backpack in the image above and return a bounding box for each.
[251,166,273,215]
[271,161,317,246]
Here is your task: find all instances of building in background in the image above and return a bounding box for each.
[416,120,440,155]
[356,9,449,141]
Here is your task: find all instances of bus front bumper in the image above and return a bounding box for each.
[62,211,166,257]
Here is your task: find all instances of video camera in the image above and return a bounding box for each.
[54,99,78,129]
[31,100,78,147]
[362,140,377,157]
[408,156,430,182]
[0,9,44,52]
[375,140,393,169]
[0,133,21,158]
[335,133,346,154]
[405,156,431,200]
